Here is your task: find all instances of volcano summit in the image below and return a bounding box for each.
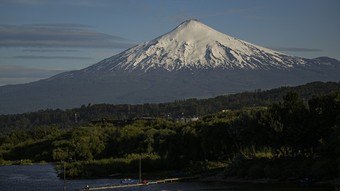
[67,19,307,74]
[1,20,339,114]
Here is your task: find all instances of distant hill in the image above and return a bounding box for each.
[0,81,339,131]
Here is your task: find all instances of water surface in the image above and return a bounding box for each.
[0,164,333,191]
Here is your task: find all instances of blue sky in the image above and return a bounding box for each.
[0,0,339,85]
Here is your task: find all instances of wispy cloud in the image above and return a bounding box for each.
[0,0,44,5]
[269,47,323,52]
[22,49,80,53]
[0,0,110,7]
[0,24,135,49]
[0,65,65,85]
[10,55,93,60]
[29,23,92,28]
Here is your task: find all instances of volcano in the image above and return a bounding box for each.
[1,20,339,114]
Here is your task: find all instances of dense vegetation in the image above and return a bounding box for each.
[0,81,339,133]
[0,88,339,180]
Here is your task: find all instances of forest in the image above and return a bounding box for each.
[0,81,339,132]
[0,82,339,180]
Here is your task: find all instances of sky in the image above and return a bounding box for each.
[0,0,339,86]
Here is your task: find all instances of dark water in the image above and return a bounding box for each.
[0,164,334,191]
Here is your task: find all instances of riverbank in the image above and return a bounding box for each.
[0,159,47,166]
[1,162,338,191]
[196,168,340,190]
[2,164,334,191]
[2,157,339,186]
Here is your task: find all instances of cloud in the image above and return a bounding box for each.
[0,0,110,6]
[29,23,92,28]
[0,65,65,78]
[11,55,93,60]
[0,65,65,85]
[22,49,80,53]
[269,47,323,52]
[0,0,44,5]
[0,24,135,49]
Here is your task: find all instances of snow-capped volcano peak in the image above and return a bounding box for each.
[156,19,263,55]
[85,19,305,73]
[2,20,340,114]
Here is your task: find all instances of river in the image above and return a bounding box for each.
[0,164,334,191]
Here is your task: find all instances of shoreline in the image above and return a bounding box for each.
[0,160,48,166]
[1,162,339,188]
[197,172,340,187]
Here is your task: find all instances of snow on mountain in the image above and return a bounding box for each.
[1,19,339,114]
[83,19,305,73]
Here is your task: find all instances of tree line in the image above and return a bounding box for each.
[0,81,339,133]
[0,91,339,180]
